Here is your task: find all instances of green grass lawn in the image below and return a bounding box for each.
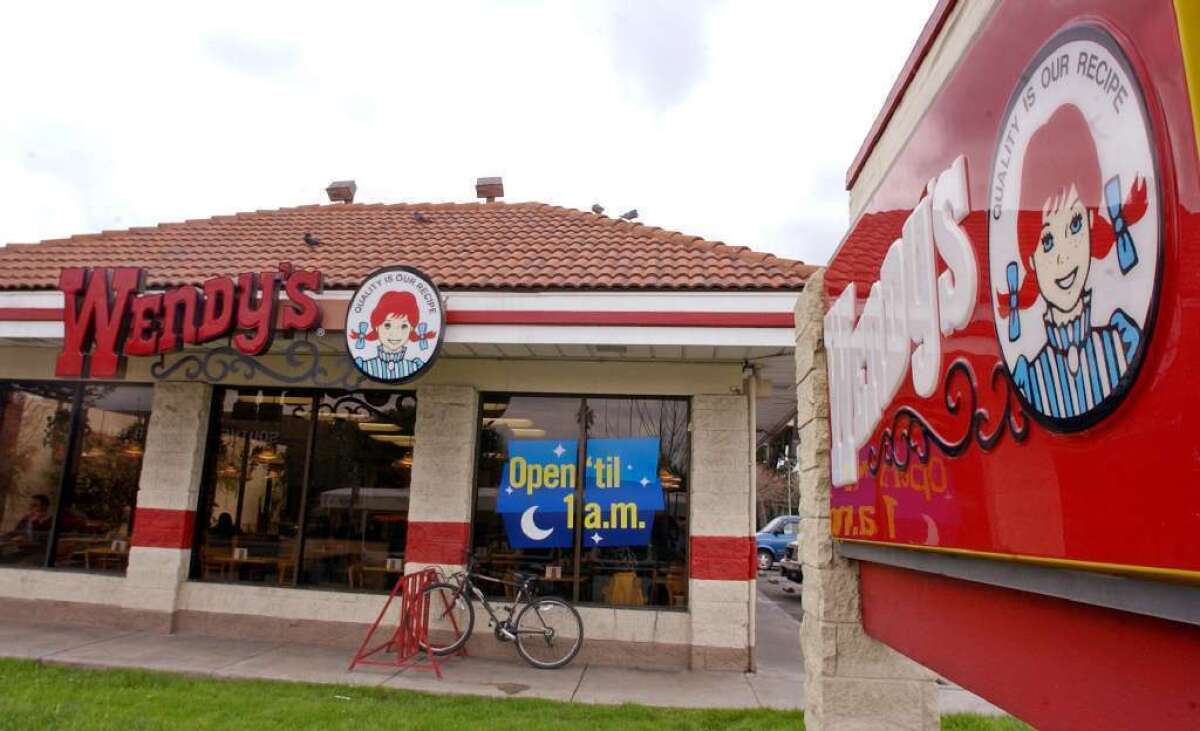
[0,659,1027,730]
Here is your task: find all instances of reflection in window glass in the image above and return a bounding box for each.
[0,383,73,568]
[303,391,416,591]
[53,385,152,573]
[471,395,690,608]
[196,389,310,586]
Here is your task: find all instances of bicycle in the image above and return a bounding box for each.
[418,553,584,669]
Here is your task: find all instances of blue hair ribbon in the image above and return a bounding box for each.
[1105,175,1138,274]
[354,321,369,349]
[416,322,429,351]
[1006,261,1021,341]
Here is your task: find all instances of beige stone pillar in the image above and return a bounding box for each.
[688,393,755,671]
[120,381,213,630]
[405,384,479,576]
[795,270,938,730]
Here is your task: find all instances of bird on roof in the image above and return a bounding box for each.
[591,204,605,216]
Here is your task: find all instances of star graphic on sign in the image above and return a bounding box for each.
[639,477,650,487]
[590,532,604,545]
[552,443,566,458]
[505,486,514,495]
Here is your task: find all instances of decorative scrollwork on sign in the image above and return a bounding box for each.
[150,340,368,390]
[866,358,1030,476]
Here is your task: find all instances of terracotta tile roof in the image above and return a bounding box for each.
[0,201,814,291]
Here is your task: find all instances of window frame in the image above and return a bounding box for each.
[0,379,154,572]
[471,391,693,611]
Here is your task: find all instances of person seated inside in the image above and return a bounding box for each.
[1,494,53,542]
[210,512,237,538]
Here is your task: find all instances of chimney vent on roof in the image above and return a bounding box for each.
[326,180,357,204]
[476,176,504,203]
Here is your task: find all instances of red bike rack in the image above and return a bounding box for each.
[348,567,459,678]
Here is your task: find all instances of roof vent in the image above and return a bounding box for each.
[326,180,357,204]
[476,176,504,203]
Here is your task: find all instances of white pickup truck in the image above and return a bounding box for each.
[779,539,802,584]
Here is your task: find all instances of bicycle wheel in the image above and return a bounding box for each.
[418,582,474,655]
[513,597,583,669]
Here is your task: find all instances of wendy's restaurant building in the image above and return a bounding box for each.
[0,180,811,671]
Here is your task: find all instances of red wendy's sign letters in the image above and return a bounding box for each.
[56,263,323,378]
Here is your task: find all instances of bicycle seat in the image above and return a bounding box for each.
[512,571,537,585]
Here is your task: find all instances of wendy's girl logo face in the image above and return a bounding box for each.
[345,266,445,384]
[988,26,1161,431]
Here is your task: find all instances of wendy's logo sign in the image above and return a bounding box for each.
[55,264,323,378]
[988,26,1162,431]
[345,266,444,384]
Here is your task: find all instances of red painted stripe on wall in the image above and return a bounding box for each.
[0,305,794,330]
[406,521,471,565]
[860,562,1200,729]
[690,535,756,581]
[0,307,63,321]
[131,507,196,550]
[445,310,795,328]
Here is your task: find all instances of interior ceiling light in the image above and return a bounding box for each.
[370,434,414,446]
[510,428,547,439]
[482,417,535,429]
[237,395,312,406]
[319,412,371,421]
[358,422,403,433]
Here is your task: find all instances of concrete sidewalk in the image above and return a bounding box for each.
[0,620,790,710]
[0,618,1002,714]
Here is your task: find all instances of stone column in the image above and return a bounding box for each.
[120,381,213,631]
[405,384,479,576]
[688,393,755,671]
[795,269,938,730]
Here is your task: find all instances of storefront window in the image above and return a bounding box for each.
[473,394,690,608]
[0,383,74,568]
[194,387,416,592]
[0,381,152,574]
[474,396,583,600]
[302,391,416,591]
[196,389,310,586]
[53,385,152,573]
[577,397,689,607]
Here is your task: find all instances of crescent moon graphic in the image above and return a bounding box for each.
[520,506,554,541]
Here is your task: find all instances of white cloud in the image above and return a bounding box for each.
[0,0,934,265]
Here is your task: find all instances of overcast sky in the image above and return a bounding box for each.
[0,1,933,266]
